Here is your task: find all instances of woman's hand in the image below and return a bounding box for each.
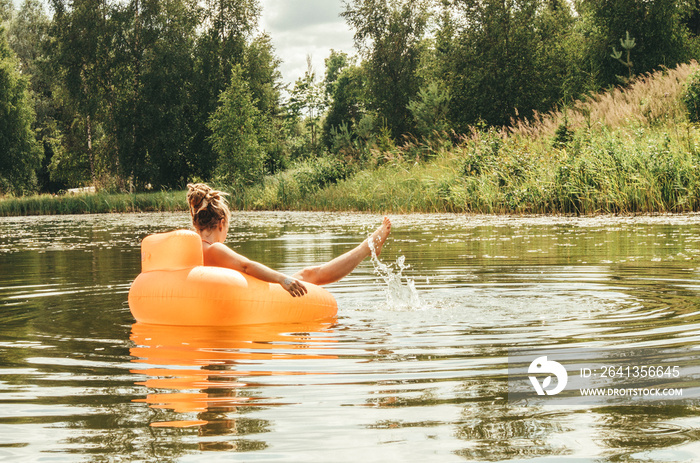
[281,277,307,297]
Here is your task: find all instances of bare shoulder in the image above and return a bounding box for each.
[203,242,246,268]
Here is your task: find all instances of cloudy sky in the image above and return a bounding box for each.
[259,0,355,88]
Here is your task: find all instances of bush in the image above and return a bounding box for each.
[682,70,700,123]
[293,157,354,196]
[460,128,502,177]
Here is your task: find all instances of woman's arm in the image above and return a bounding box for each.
[204,243,307,297]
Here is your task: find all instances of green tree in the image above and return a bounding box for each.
[243,33,285,173]
[322,53,368,149]
[49,0,118,188]
[436,0,574,129]
[119,0,201,189]
[45,0,268,190]
[190,0,260,182]
[537,0,579,99]
[342,0,430,139]
[208,65,264,187]
[0,27,42,194]
[244,33,282,117]
[576,0,695,88]
[49,0,213,190]
[7,0,65,193]
[610,30,636,84]
[7,0,47,77]
[323,49,352,97]
[407,80,451,139]
[287,56,327,156]
[0,0,12,23]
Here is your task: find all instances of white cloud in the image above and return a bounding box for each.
[259,0,355,88]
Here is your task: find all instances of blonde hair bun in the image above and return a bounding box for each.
[186,183,230,231]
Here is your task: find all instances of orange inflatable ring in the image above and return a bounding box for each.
[128,230,338,326]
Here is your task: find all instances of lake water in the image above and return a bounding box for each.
[0,211,699,462]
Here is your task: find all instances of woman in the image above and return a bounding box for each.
[187,183,391,297]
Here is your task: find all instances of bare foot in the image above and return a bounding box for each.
[368,216,391,256]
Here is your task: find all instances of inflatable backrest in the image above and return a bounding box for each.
[141,229,203,272]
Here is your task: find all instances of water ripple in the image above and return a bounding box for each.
[1,212,700,462]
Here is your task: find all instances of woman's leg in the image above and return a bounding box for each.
[293,217,391,286]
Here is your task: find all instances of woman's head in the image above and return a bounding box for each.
[186,183,230,231]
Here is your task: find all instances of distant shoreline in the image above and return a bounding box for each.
[0,191,188,217]
[3,188,700,217]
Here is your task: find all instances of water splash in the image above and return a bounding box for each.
[369,240,422,310]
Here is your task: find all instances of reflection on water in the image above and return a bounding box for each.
[129,322,338,452]
[0,212,700,461]
[130,321,337,415]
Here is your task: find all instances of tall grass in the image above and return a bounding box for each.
[228,124,700,214]
[0,190,187,216]
[443,123,700,214]
[509,62,696,140]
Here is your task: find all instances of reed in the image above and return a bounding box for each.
[0,190,187,216]
[223,124,700,215]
